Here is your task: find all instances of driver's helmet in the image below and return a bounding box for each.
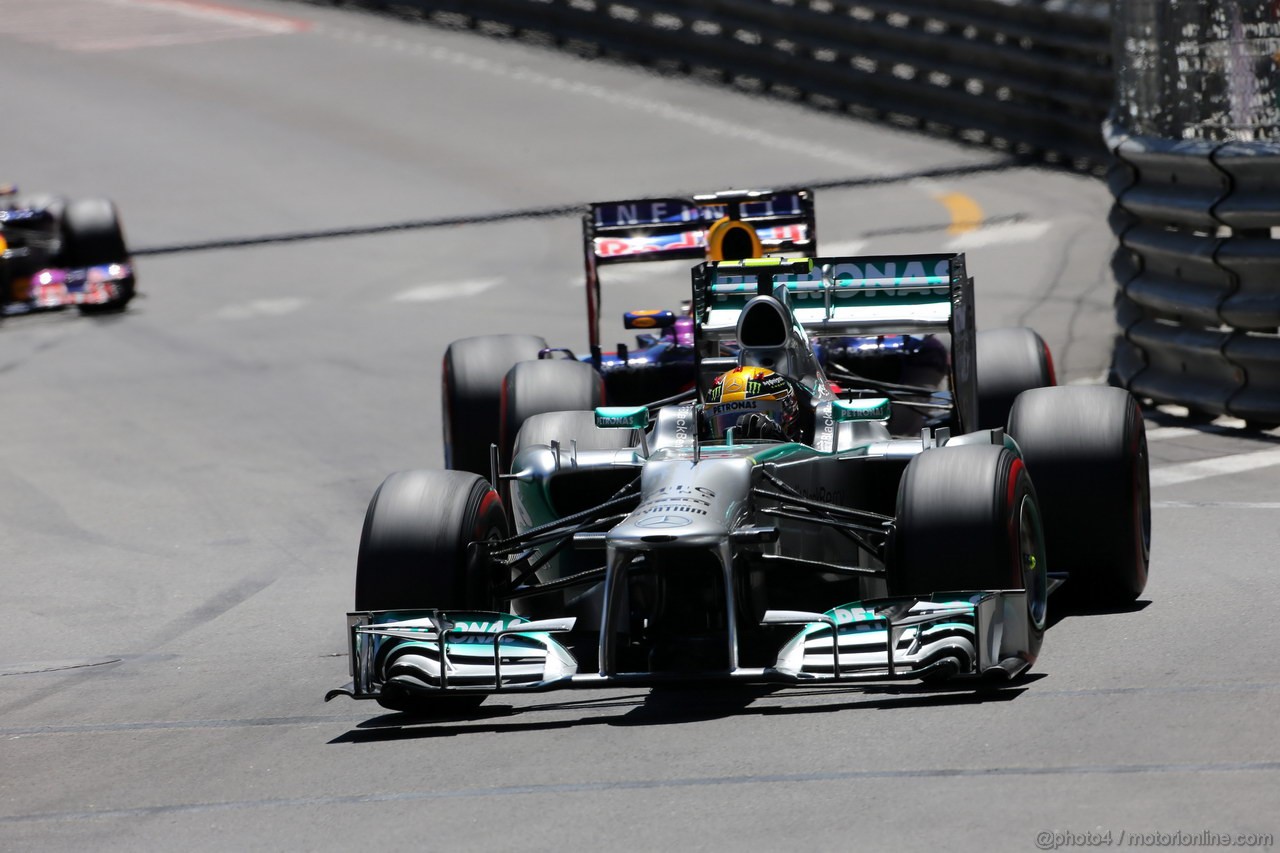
[704,365,800,441]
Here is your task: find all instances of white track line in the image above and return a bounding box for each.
[1154,404,1248,429]
[0,0,307,52]
[1146,426,1208,442]
[589,263,688,287]
[214,298,307,319]
[315,24,901,176]
[393,279,500,302]
[1151,447,1280,488]
[1156,501,1280,509]
[99,0,309,33]
[820,239,870,256]
[944,220,1050,251]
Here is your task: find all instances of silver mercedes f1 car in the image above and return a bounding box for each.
[328,252,1150,714]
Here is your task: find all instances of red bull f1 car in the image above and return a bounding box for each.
[0,185,135,317]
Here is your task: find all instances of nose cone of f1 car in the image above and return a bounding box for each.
[609,456,753,549]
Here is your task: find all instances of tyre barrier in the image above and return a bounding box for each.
[1107,122,1280,427]
[315,0,1113,166]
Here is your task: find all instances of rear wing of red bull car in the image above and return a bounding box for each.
[691,253,980,433]
[582,188,816,348]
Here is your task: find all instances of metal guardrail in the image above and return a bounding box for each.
[1105,1,1280,428]
[347,0,1112,165]
[1107,123,1280,427]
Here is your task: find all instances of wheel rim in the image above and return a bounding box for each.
[1018,495,1048,629]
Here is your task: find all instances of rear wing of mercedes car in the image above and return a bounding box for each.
[582,188,816,348]
[691,253,979,432]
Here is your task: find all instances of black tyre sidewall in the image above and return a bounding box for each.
[892,444,1047,667]
[61,198,128,267]
[355,470,508,611]
[442,334,547,477]
[500,360,604,471]
[975,327,1055,431]
[1007,386,1149,608]
[894,445,1035,595]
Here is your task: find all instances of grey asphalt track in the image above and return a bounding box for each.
[1,2,1277,851]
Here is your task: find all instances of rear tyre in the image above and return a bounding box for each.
[975,327,1055,430]
[500,360,604,471]
[891,444,1047,672]
[356,469,508,714]
[1007,386,1150,608]
[62,199,133,314]
[442,334,547,477]
[62,198,129,266]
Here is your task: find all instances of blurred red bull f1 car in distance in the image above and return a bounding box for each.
[0,184,135,317]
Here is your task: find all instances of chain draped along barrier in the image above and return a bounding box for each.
[1108,1,1280,426]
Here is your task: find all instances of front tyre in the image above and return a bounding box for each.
[891,444,1048,672]
[356,470,509,714]
[1007,386,1150,608]
[356,469,508,611]
[62,198,133,315]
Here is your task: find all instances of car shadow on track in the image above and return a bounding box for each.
[1047,598,1151,631]
[326,678,1036,744]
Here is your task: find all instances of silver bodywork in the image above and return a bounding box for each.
[328,427,1040,705]
[328,252,1045,706]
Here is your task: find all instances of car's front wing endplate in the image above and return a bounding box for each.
[324,592,1033,704]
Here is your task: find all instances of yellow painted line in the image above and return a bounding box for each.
[936,192,984,234]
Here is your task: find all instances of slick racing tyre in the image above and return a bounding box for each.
[891,444,1048,674]
[500,359,604,472]
[356,469,508,611]
[975,327,1055,430]
[355,469,509,714]
[442,334,547,478]
[62,199,133,314]
[1007,386,1150,609]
